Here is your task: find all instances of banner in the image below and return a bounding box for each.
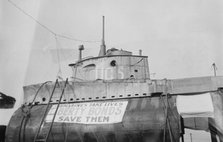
[46,101,128,124]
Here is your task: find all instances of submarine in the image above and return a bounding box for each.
[5,17,223,142]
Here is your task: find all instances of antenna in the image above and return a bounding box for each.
[102,16,105,46]
[98,16,106,56]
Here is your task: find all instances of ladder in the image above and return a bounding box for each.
[33,78,69,142]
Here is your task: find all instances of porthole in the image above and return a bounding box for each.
[42,97,46,102]
[110,60,116,67]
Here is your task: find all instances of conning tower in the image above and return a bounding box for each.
[69,16,150,81]
[69,48,150,81]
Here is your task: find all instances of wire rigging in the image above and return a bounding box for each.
[7,0,100,43]
[7,0,101,79]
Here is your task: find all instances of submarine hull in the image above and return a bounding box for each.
[5,97,180,142]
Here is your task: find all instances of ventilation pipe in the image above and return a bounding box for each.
[139,49,142,56]
[78,45,84,61]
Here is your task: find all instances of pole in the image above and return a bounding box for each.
[212,63,217,76]
[190,133,193,142]
[180,117,185,142]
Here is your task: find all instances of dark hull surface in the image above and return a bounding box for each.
[6,97,180,142]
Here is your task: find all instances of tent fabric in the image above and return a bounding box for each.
[210,91,223,142]
[183,117,209,131]
[176,93,214,118]
[176,91,223,141]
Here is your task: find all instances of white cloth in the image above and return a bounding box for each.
[176,93,214,118]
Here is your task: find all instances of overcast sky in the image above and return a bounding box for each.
[0,0,223,140]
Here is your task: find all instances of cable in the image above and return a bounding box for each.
[7,0,100,43]
[30,81,52,105]
[56,33,100,43]
[8,0,55,35]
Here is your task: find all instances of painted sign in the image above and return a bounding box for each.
[46,101,128,124]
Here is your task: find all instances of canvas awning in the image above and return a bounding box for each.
[176,93,214,118]
[176,91,223,141]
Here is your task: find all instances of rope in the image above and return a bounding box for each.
[130,58,144,66]
[160,94,177,142]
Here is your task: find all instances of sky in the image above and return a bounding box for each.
[0,0,223,141]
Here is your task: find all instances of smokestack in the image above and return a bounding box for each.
[98,16,106,56]
[78,45,84,61]
[139,49,142,56]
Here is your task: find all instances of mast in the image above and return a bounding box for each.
[98,16,106,56]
